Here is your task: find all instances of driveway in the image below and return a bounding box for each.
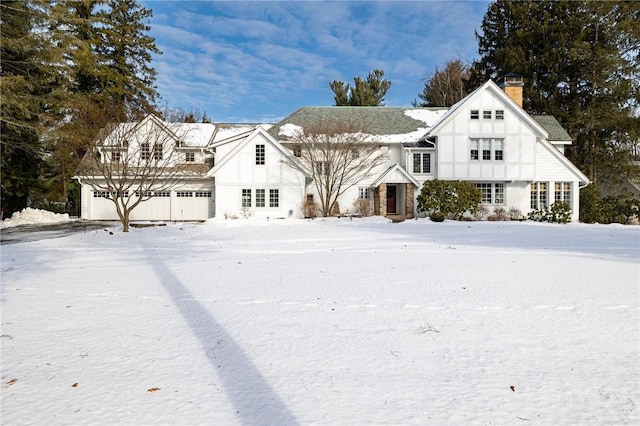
[0,221,119,245]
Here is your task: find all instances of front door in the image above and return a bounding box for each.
[386,185,397,214]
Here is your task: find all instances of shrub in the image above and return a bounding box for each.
[417,179,481,220]
[527,202,572,223]
[429,211,445,222]
[352,198,373,217]
[302,199,318,218]
[474,204,489,220]
[494,206,509,220]
[509,207,523,221]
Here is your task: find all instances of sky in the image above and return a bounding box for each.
[141,0,491,123]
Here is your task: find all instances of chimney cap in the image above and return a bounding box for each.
[499,72,524,87]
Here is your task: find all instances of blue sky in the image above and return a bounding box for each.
[142,1,491,123]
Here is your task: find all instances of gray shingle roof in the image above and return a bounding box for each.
[532,115,572,142]
[268,106,446,140]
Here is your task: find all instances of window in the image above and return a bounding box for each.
[293,145,301,158]
[358,187,370,199]
[177,191,193,197]
[255,144,265,165]
[153,143,163,160]
[531,182,548,209]
[495,110,504,120]
[483,110,492,119]
[155,191,170,197]
[475,183,505,205]
[315,161,329,176]
[141,143,150,160]
[470,139,479,160]
[256,189,265,207]
[412,152,431,174]
[242,189,252,207]
[185,152,195,162]
[494,139,504,161]
[195,191,212,198]
[554,182,571,205]
[111,151,121,162]
[93,191,110,198]
[269,189,279,207]
[482,139,491,160]
[470,110,479,119]
[470,138,505,161]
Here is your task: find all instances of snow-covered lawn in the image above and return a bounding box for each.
[1,218,638,425]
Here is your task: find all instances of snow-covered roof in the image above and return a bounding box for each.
[269,107,448,143]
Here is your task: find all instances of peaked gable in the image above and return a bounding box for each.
[371,163,420,187]
[207,126,310,177]
[425,80,549,140]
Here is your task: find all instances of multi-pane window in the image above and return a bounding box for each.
[141,143,150,160]
[530,182,548,209]
[194,191,212,198]
[483,110,492,119]
[475,183,505,205]
[358,187,370,199]
[482,139,491,160]
[255,144,265,165]
[269,189,279,207]
[315,161,329,176]
[412,152,431,174]
[495,110,504,120]
[176,191,193,197]
[241,189,252,207]
[153,143,163,160]
[470,139,479,160]
[293,145,301,158]
[554,182,571,205]
[256,189,265,207]
[111,151,121,162]
[93,191,110,198]
[470,110,479,119]
[470,138,505,161]
[494,139,504,160]
[185,152,195,162]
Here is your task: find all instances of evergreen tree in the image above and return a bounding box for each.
[415,59,469,107]
[0,1,52,216]
[469,0,640,183]
[44,0,162,206]
[330,69,392,106]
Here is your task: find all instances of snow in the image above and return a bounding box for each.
[1,218,639,425]
[279,123,303,139]
[404,108,448,126]
[0,208,70,229]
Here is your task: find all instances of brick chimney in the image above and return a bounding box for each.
[499,73,524,107]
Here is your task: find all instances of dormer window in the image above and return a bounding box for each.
[470,110,479,120]
[185,152,195,162]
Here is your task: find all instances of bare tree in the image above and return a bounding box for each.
[75,114,196,232]
[415,59,469,107]
[287,119,387,216]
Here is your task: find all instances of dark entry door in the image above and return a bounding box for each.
[386,185,397,214]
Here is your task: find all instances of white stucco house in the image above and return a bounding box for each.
[77,77,589,222]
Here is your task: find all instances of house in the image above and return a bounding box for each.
[77,77,589,222]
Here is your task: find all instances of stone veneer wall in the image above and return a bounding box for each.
[405,184,414,218]
[374,183,387,216]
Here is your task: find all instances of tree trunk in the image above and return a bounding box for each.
[122,211,130,232]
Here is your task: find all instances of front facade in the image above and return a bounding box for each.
[77,78,589,222]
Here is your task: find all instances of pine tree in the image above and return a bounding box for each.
[0,1,52,216]
[469,0,640,183]
[330,69,392,106]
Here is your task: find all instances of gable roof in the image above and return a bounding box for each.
[268,106,448,143]
[424,80,549,140]
[100,114,216,148]
[370,163,420,187]
[532,115,572,142]
[206,126,310,178]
